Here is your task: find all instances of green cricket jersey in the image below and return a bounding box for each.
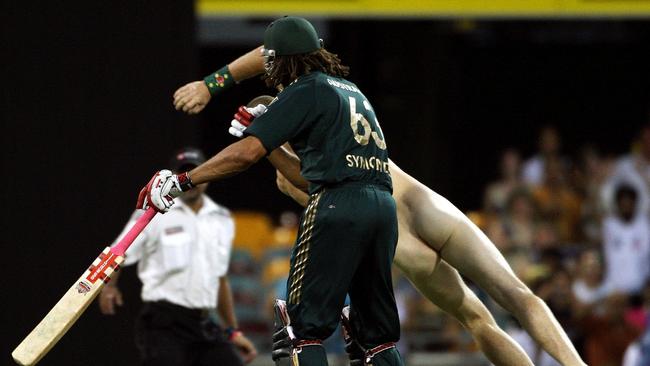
[245,71,392,193]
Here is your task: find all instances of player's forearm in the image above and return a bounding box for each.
[188,136,266,185]
[268,146,309,191]
[228,46,265,82]
[202,46,265,98]
[217,276,238,328]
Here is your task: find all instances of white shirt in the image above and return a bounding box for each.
[602,214,650,295]
[113,195,234,309]
[572,280,608,305]
[522,155,545,186]
[601,154,650,216]
[622,342,640,366]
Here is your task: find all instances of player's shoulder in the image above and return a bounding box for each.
[277,76,316,101]
[286,71,353,91]
[319,75,366,101]
[321,74,359,89]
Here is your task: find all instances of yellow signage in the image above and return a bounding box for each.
[198,0,650,17]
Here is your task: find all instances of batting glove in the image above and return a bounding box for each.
[136,170,194,213]
[228,104,267,138]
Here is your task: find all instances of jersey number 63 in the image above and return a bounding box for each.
[349,96,387,150]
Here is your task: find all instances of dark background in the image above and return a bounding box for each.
[3,1,650,364]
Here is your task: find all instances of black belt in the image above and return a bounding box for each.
[145,300,213,319]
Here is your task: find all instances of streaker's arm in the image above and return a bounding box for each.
[188,136,267,184]
[173,46,265,114]
[233,96,309,191]
[276,170,309,207]
[268,145,309,192]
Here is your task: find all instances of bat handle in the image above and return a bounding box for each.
[110,208,157,256]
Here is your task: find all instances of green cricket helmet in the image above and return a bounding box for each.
[263,16,323,72]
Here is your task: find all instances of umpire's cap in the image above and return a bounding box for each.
[170,147,206,172]
[264,16,322,56]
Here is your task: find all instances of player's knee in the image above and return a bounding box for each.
[291,320,339,341]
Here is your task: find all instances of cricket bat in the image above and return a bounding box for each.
[12,208,157,366]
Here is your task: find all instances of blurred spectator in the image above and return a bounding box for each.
[632,280,650,366]
[572,249,608,312]
[581,294,641,366]
[573,146,613,245]
[601,124,650,217]
[484,148,524,214]
[602,184,650,295]
[532,156,583,243]
[537,247,564,275]
[271,211,299,247]
[622,340,641,366]
[533,221,562,253]
[503,188,537,250]
[522,125,565,186]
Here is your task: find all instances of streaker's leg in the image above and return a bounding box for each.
[406,187,586,366]
[393,229,533,366]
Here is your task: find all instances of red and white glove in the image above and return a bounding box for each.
[136,170,194,213]
[229,104,267,138]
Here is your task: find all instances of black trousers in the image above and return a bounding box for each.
[286,184,401,349]
[135,301,243,366]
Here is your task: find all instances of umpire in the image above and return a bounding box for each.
[100,147,257,366]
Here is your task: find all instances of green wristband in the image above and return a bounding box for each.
[203,65,235,96]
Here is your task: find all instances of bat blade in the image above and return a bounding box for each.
[12,247,123,366]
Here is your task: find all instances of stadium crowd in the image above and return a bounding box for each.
[426,124,649,366]
[225,124,650,366]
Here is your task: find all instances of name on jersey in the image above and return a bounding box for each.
[327,78,361,94]
[346,154,390,174]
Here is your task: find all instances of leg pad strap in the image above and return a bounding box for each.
[272,299,324,366]
[341,306,397,365]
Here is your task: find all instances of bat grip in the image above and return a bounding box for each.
[110,208,157,256]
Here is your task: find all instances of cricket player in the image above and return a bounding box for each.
[172,23,587,366]
[139,16,404,366]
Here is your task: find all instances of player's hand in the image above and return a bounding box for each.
[231,333,258,363]
[228,104,267,138]
[98,286,123,315]
[173,81,211,115]
[136,170,184,213]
